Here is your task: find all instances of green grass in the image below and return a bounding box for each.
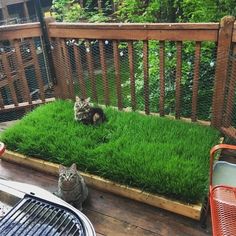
[0,100,220,203]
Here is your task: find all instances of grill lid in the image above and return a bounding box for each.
[0,195,86,236]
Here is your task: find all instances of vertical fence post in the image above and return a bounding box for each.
[211,16,235,128]
[223,45,236,127]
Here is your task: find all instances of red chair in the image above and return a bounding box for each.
[210,144,236,236]
[0,142,5,156]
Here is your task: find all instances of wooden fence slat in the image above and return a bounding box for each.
[28,39,45,102]
[113,41,123,110]
[1,53,18,106]
[52,39,68,99]
[191,41,201,122]
[211,16,235,128]
[223,44,236,127]
[128,41,136,111]
[60,39,75,100]
[143,40,149,115]
[159,41,165,116]
[73,44,87,99]
[13,40,32,105]
[0,90,4,108]
[99,40,110,105]
[85,40,97,103]
[175,41,182,119]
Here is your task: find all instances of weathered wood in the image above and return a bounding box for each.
[0,98,55,113]
[0,161,210,236]
[113,41,123,110]
[175,41,182,119]
[220,126,236,140]
[51,39,68,99]
[60,39,75,100]
[84,209,158,236]
[85,40,97,103]
[1,150,202,220]
[0,23,42,41]
[159,41,165,116]
[232,26,236,42]
[211,16,235,128]
[128,41,136,110]
[49,22,219,30]
[73,44,87,99]
[28,39,45,102]
[13,40,32,104]
[23,1,29,19]
[1,53,18,106]
[223,44,236,127]
[143,40,149,115]
[191,42,201,122]
[99,40,109,105]
[0,92,4,108]
[49,27,218,42]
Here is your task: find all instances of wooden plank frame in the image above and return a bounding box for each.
[1,150,202,221]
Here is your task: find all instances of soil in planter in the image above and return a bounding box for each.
[0,100,220,204]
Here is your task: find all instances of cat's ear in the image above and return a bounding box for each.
[85,97,90,103]
[70,163,77,172]
[75,96,81,102]
[59,165,66,173]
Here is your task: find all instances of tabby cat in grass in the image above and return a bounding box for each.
[74,96,106,125]
[55,163,88,211]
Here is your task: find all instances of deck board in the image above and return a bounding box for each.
[0,160,211,236]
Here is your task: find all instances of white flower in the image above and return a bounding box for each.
[86,48,90,53]
[187,61,191,65]
[210,61,214,67]
[37,46,41,51]
[105,40,109,45]
[26,48,30,53]
[120,51,124,57]
[167,52,172,57]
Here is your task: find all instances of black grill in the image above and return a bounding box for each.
[0,195,85,236]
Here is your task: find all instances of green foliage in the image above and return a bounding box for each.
[51,0,85,22]
[1,100,220,203]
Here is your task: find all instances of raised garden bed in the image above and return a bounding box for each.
[0,100,220,217]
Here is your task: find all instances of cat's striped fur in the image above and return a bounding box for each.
[74,96,106,125]
[56,163,88,211]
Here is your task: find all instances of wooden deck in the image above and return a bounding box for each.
[0,160,211,236]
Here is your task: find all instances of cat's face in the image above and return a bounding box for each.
[75,96,90,111]
[59,163,78,186]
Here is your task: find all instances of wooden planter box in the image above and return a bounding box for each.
[1,150,202,220]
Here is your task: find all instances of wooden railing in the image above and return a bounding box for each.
[0,17,236,138]
[0,23,54,114]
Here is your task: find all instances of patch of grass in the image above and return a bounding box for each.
[0,100,220,203]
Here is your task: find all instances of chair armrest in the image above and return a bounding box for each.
[210,144,236,186]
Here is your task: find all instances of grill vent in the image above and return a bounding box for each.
[0,195,85,236]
